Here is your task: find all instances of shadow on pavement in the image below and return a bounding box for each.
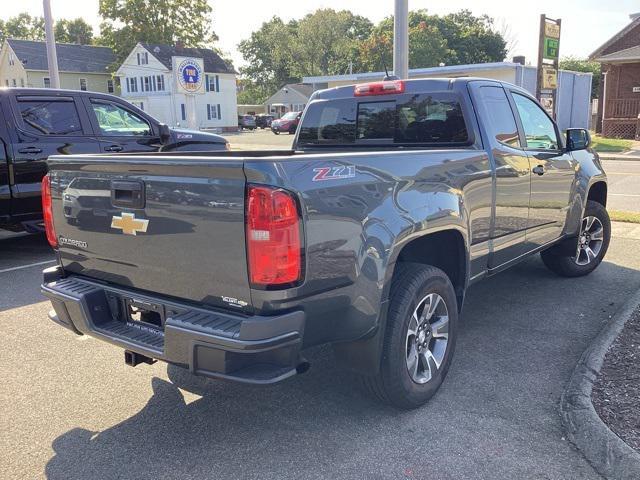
[44,255,640,479]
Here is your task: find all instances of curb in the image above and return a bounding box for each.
[599,155,640,162]
[560,289,640,480]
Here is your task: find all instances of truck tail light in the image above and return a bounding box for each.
[354,80,405,97]
[41,174,58,248]
[246,185,302,287]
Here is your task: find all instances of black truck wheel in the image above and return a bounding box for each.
[362,263,458,409]
[541,200,611,277]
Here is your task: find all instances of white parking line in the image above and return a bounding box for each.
[610,193,640,197]
[0,260,56,274]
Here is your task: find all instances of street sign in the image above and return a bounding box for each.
[542,67,558,89]
[537,15,562,119]
[544,37,560,60]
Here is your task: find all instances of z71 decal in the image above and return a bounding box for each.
[312,165,356,182]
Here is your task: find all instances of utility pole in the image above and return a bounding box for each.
[43,0,60,88]
[393,0,409,80]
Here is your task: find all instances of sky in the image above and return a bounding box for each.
[3,0,639,71]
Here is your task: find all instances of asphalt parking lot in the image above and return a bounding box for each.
[2,133,640,479]
[1,229,639,479]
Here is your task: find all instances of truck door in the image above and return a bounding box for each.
[0,138,9,217]
[508,91,576,250]
[9,94,100,216]
[84,97,161,153]
[469,82,531,269]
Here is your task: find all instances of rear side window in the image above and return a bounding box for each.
[298,93,469,147]
[17,99,82,135]
[476,86,521,148]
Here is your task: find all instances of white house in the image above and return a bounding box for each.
[116,43,238,131]
[264,84,313,118]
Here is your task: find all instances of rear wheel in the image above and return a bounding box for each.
[541,200,610,277]
[361,263,458,409]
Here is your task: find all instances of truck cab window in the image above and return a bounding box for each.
[476,86,520,148]
[17,99,82,136]
[91,101,151,136]
[298,93,468,147]
[512,93,559,150]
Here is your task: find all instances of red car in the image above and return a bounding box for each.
[271,111,303,135]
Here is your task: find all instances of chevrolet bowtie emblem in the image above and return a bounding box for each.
[111,212,149,236]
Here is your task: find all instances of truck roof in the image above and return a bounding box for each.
[0,87,118,102]
[311,77,529,101]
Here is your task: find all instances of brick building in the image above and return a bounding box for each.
[591,13,640,138]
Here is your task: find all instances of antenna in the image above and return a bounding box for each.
[380,45,399,81]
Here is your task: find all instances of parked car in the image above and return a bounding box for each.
[238,115,257,130]
[271,111,302,134]
[255,114,274,129]
[41,78,609,409]
[0,88,228,232]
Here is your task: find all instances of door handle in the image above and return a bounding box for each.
[18,147,43,154]
[532,165,545,176]
[104,145,123,152]
[111,180,145,208]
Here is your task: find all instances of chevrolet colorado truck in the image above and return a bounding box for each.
[0,88,228,232]
[41,78,609,409]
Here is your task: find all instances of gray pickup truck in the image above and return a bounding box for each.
[41,78,609,408]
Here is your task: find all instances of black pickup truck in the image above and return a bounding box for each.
[0,88,228,232]
[41,78,609,408]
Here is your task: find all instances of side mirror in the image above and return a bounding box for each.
[566,128,591,152]
[158,123,171,145]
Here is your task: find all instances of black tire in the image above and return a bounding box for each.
[273,130,280,135]
[361,263,458,409]
[541,200,611,277]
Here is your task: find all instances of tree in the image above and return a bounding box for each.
[0,13,45,43]
[430,10,507,65]
[54,18,94,45]
[559,57,601,99]
[98,0,218,62]
[238,17,298,103]
[356,9,505,72]
[238,10,372,100]
[358,16,449,72]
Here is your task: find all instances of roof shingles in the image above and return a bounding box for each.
[7,39,116,73]
[140,43,236,74]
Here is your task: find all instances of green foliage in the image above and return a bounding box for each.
[238,8,508,98]
[54,19,94,45]
[238,10,373,97]
[0,13,45,43]
[560,56,601,99]
[98,0,218,62]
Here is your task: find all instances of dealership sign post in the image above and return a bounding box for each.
[173,57,205,129]
[536,15,561,118]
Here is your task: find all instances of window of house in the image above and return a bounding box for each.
[107,79,114,93]
[91,101,151,136]
[137,51,149,65]
[205,75,218,92]
[207,104,218,120]
[476,86,521,148]
[127,77,138,93]
[43,77,51,88]
[17,98,82,135]
[11,79,16,87]
[512,93,559,150]
[181,104,186,121]
[79,78,87,91]
[156,75,165,91]
[8,53,15,66]
[143,76,151,92]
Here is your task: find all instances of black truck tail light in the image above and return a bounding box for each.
[246,185,301,288]
[354,80,405,97]
[41,174,57,248]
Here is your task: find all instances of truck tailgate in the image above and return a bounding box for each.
[47,156,251,311]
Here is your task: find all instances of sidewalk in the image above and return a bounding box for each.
[599,140,640,161]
